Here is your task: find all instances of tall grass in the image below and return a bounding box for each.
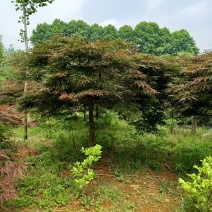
[11,113,212,174]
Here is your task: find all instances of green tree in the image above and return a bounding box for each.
[30,22,53,43]
[17,36,156,147]
[88,23,104,42]
[157,27,172,55]
[171,29,199,55]
[30,19,199,56]
[66,20,90,39]
[102,24,118,41]
[12,0,55,140]
[134,21,161,55]
[118,25,134,42]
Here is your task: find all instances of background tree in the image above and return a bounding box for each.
[88,23,104,42]
[30,20,199,56]
[102,24,118,41]
[66,20,89,39]
[30,22,53,43]
[17,36,157,147]
[167,52,212,134]
[118,25,134,43]
[12,0,55,140]
[171,29,199,55]
[134,22,161,55]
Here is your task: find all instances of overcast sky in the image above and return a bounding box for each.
[1,0,212,52]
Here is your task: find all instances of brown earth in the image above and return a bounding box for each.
[6,147,183,212]
[55,157,182,212]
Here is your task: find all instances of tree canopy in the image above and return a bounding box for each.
[14,36,162,146]
[30,20,199,56]
[167,52,212,127]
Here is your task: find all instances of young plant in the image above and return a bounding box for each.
[71,144,102,190]
[179,156,212,212]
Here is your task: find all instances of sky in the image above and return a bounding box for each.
[1,0,212,53]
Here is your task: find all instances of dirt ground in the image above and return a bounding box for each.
[55,157,182,212]
[7,147,183,212]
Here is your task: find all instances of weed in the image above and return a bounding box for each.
[8,159,73,210]
[159,180,177,195]
[152,194,166,202]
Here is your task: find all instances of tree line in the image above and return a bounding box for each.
[30,19,199,56]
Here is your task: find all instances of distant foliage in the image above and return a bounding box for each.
[30,19,199,56]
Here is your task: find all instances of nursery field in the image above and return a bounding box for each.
[1,2,212,211]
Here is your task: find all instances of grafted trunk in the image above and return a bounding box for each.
[88,98,95,147]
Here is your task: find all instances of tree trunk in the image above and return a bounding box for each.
[191,115,197,137]
[23,5,29,141]
[88,98,95,147]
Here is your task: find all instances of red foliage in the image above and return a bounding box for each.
[0,105,23,125]
[0,151,26,207]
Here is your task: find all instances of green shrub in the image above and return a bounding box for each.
[71,144,102,190]
[179,156,212,212]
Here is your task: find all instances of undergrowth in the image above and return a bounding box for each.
[3,113,211,210]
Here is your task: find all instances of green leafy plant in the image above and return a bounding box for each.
[179,156,212,212]
[71,144,102,190]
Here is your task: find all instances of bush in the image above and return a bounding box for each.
[71,144,102,190]
[179,156,212,211]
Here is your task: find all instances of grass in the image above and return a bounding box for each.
[2,114,211,211]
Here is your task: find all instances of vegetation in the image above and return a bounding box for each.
[0,117,211,211]
[11,37,159,146]
[0,6,211,210]
[71,144,102,191]
[30,19,199,56]
[179,156,212,211]
[11,0,56,140]
[0,151,26,206]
